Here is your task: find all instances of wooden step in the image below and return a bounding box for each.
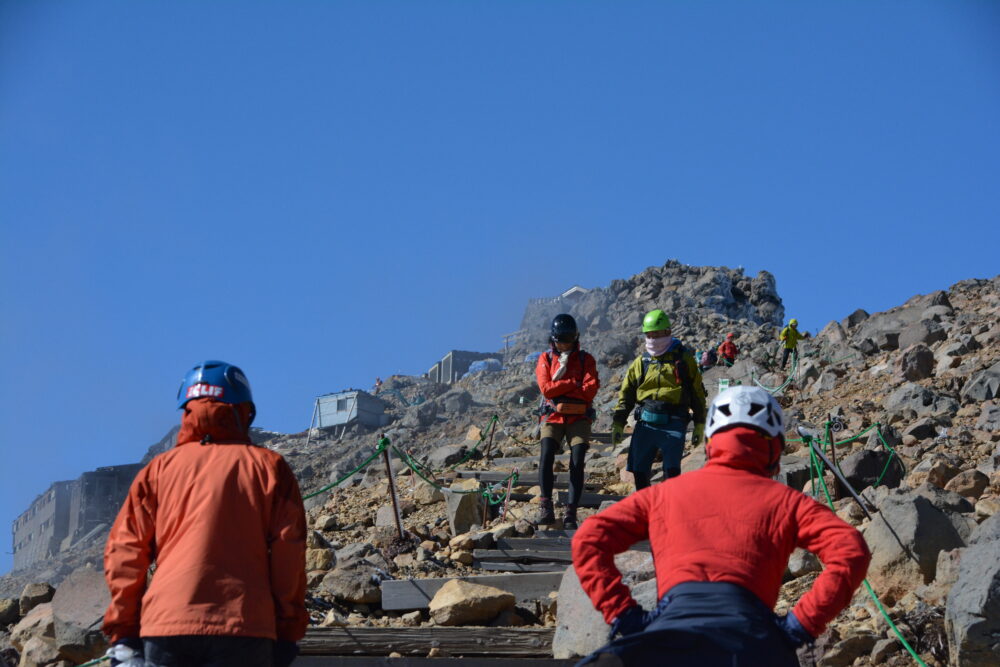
[298,659,574,667]
[555,491,625,507]
[496,537,651,552]
[381,572,563,611]
[472,549,573,564]
[453,470,600,487]
[474,561,569,573]
[299,626,556,657]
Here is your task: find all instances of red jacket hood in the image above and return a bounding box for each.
[176,398,253,446]
[705,426,782,476]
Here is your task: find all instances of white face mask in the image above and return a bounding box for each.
[645,336,673,357]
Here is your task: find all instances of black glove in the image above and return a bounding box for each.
[273,640,299,667]
[107,637,143,666]
[775,611,814,649]
[610,605,647,638]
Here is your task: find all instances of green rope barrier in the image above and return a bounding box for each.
[77,658,108,667]
[808,442,929,667]
[753,351,798,395]
[302,438,388,500]
[392,444,520,505]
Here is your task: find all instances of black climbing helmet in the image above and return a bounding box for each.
[550,314,579,344]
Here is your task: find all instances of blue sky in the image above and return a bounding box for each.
[2,1,998,574]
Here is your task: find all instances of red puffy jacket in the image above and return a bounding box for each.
[535,345,600,425]
[572,426,870,638]
[103,399,308,643]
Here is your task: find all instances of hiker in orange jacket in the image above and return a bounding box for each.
[103,361,307,667]
[717,333,738,366]
[535,314,600,529]
[572,386,870,666]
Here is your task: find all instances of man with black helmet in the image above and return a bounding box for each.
[535,314,600,528]
[611,309,706,489]
[103,361,307,667]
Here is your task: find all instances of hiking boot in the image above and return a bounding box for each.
[537,497,555,525]
[563,504,578,530]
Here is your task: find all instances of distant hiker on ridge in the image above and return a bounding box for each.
[717,332,739,366]
[535,314,600,529]
[103,361,307,667]
[611,309,706,488]
[779,318,807,369]
[573,387,871,666]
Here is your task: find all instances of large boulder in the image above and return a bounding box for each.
[445,480,485,536]
[553,550,656,659]
[0,598,18,626]
[320,558,383,604]
[946,513,1000,666]
[864,489,966,604]
[897,344,935,381]
[838,448,903,491]
[18,584,54,617]
[427,580,515,626]
[975,401,1000,432]
[9,602,54,652]
[51,566,109,663]
[18,635,61,667]
[883,382,959,419]
[898,319,947,350]
[962,361,1000,403]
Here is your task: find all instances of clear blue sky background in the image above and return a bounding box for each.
[2,1,998,574]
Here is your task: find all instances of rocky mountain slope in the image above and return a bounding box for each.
[2,263,999,667]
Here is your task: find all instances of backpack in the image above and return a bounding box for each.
[539,349,595,419]
[638,344,695,412]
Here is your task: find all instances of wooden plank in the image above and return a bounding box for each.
[453,471,599,487]
[300,627,555,657]
[472,549,572,563]
[298,657,575,666]
[496,537,650,552]
[497,537,573,550]
[381,572,563,611]
[474,561,569,573]
[555,491,625,507]
[538,529,576,538]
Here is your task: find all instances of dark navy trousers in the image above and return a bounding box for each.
[576,582,800,667]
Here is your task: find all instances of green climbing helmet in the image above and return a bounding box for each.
[642,309,672,333]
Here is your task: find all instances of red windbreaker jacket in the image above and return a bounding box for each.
[103,399,308,643]
[535,345,600,425]
[572,427,870,638]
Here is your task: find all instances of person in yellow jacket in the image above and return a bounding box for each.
[611,310,707,489]
[779,318,807,369]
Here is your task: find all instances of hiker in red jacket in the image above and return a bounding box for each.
[103,361,307,667]
[717,333,738,366]
[571,386,870,667]
[535,314,600,529]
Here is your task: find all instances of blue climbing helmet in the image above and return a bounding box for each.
[177,360,255,422]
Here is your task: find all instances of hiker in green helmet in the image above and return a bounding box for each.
[779,318,807,369]
[611,310,707,489]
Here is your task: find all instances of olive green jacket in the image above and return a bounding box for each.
[612,344,707,426]
[780,325,806,349]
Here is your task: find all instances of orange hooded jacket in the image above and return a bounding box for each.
[535,344,600,425]
[102,399,308,643]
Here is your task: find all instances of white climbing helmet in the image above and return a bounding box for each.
[706,386,784,439]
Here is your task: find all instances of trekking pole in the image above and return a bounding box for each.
[483,415,499,460]
[824,418,839,500]
[380,435,405,539]
[798,428,873,519]
[501,467,518,521]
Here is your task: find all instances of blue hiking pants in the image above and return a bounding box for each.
[575,582,800,667]
[627,418,688,488]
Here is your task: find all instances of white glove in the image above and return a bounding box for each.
[107,644,146,667]
[552,352,571,380]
